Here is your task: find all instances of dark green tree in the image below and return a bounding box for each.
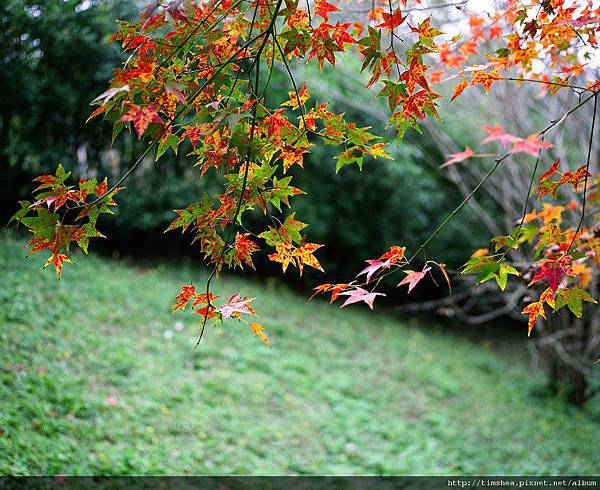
[0,0,134,218]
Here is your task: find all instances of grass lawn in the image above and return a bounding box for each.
[1,232,599,475]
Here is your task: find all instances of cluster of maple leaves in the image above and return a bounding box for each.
[10,165,122,277]
[311,0,600,336]
[12,0,600,345]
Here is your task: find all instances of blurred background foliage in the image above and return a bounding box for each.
[1,0,132,196]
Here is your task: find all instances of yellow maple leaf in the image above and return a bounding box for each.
[471,247,489,258]
[249,322,270,347]
[293,242,324,275]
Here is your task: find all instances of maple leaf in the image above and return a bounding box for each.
[233,232,259,269]
[458,39,478,59]
[32,164,70,191]
[377,8,407,32]
[268,243,295,273]
[173,285,197,311]
[440,147,473,168]
[44,253,72,278]
[367,143,391,160]
[281,83,311,110]
[510,134,553,157]
[409,17,443,46]
[357,259,391,283]
[481,125,519,147]
[471,70,502,94]
[313,0,338,22]
[535,159,561,198]
[165,84,186,104]
[488,25,503,40]
[429,71,444,84]
[525,203,565,226]
[338,287,386,309]
[285,7,309,29]
[398,266,431,293]
[522,301,546,336]
[529,262,570,291]
[558,164,592,190]
[280,145,310,172]
[435,262,452,290]
[93,85,130,103]
[539,288,556,309]
[294,242,324,275]
[367,6,385,24]
[9,200,33,225]
[379,245,406,263]
[248,322,270,347]
[331,22,355,49]
[86,104,107,123]
[463,257,519,291]
[469,15,485,28]
[554,287,597,318]
[307,34,339,70]
[311,283,352,303]
[443,54,466,70]
[399,58,430,94]
[471,248,489,258]
[116,61,154,84]
[119,104,163,139]
[173,285,220,317]
[260,213,307,247]
[192,293,219,309]
[311,283,334,300]
[400,89,441,122]
[451,79,468,101]
[215,294,257,321]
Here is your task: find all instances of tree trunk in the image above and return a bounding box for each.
[568,370,587,407]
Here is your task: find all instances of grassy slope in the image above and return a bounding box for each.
[0,233,598,476]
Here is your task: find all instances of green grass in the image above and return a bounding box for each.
[0,232,599,475]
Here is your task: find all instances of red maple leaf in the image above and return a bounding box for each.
[538,159,560,182]
[529,261,571,292]
[558,164,592,189]
[119,104,163,139]
[338,287,386,309]
[510,134,553,157]
[357,259,392,283]
[377,8,407,31]
[331,22,355,49]
[488,25,503,40]
[314,0,339,22]
[398,265,431,293]
[173,285,197,311]
[481,125,519,147]
[440,147,473,168]
[233,232,259,269]
[458,39,478,58]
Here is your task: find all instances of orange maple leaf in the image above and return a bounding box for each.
[119,104,164,138]
[313,0,338,22]
[522,301,546,336]
[249,322,270,347]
